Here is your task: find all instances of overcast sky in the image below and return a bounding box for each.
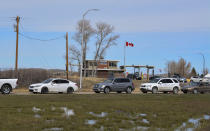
[0,0,210,74]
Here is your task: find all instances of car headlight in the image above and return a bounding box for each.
[33,85,41,88]
[101,85,106,88]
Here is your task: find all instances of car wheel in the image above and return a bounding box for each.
[173,87,179,94]
[126,87,132,94]
[104,87,110,94]
[183,91,188,94]
[152,87,158,94]
[67,87,74,94]
[1,84,12,94]
[117,91,122,93]
[193,89,198,94]
[95,91,100,93]
[41,87,48,94]
[142,91,147,94]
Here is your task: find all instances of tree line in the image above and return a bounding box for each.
[165,58,208,78]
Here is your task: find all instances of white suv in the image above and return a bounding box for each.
[29,78,78,94]
[140,78,180,94]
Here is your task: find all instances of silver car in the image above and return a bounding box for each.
[93,78,135,94]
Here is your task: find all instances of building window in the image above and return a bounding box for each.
[109,62,117,67]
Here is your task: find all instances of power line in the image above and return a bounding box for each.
[19,32,65,42]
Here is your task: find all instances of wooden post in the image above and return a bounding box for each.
[66,32,69,79]
[15,16,20,77]
[147,68,149,81]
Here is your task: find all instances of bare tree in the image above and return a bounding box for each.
[166,58,192,77]
[68,45,81,73]
[73,19,95,76]
[94,22,119,60]
[92,22,119,76]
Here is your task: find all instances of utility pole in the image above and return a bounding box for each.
[66,32,69,79]
[15,16,20,77]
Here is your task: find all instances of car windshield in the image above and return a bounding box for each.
[42,79,53,83]
[103,79,113,83]
[149,78,160,83]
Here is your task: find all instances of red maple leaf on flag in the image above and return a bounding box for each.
[126,42,134,47]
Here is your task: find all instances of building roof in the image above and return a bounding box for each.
[85,59,120,62]
[84,68,124,72]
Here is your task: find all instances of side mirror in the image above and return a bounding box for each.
[51,82,55,85]
[159,82,162,84]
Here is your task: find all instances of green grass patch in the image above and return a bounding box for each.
[0,94,210,131]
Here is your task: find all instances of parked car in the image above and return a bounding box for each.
[29,78,78,94]
[127,73,141,80]
[190,76,203,83]
[149,75,162,80]
[140,78,180,94]
[0,79,18,94]
[181,82,210,94]
[172,75,187,83]
[93,78,135,94]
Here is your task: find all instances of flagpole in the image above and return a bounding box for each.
[124,42,126,77]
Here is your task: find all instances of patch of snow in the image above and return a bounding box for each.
[139,113,147,117]
[34,114,41,118]
[60,107,74,117]
[43,128,63,131]
[32,107,41,113]
[86,120,97,125]
[142,119,150,124]
[89,112,108,118]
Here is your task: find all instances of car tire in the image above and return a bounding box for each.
[104,87,110,94]
[183,91,188,94]
[117,91,122,93]
[152,87,158,94]
[41,87,48,94]
[95,91,100,93]
[193,89,198,94]
[67,87,74,94]
[173,87,179,94]
[142,91,147,94]
[1,84,12,94]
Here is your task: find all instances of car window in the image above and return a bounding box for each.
[114,79,121,83]
[52,80,60,84]
[121,78,130,83]
[159,79,173,83]
[60,80,69,84]
[165,79,173,83]
[159,79,167,83]
[173,79,179,83]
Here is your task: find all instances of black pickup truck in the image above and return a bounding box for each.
[181,82,210,94]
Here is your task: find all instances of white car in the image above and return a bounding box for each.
[0,79,18,94]
[190,76,203,83]
[29,78,78,94]
[140,78,180,94]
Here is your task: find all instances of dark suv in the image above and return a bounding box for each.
[93,78,135,94]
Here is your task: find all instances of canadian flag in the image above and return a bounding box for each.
[126,42,134,47]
